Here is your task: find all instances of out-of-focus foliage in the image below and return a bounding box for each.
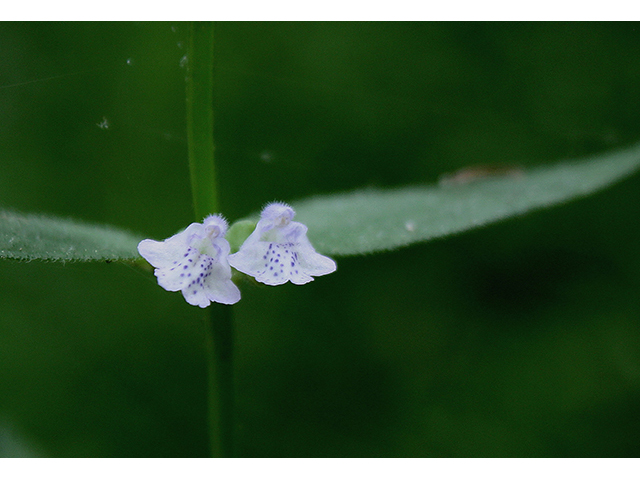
[292,142,640,255]
[0,210,142,261]
[1,22,640,457]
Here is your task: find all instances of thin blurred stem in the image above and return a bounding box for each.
[186,21,235,458]
[186,21,218,221]
[204,303,235,457]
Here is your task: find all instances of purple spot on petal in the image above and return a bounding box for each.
[291,262,295,267]
[193,290,197,294]
[270,266,273,270]
[183,265,188,269]
[180,273,184,277]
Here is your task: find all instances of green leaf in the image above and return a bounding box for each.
[288,142,640,257]
[6,143,640,263]
[0,211,143,262]
[226,219,256,253]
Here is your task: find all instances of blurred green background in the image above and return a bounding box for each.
[2,22,640,457]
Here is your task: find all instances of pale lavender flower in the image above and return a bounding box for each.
[228,202,336,286]
[138,215,241,307]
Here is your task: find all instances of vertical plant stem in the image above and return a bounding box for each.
[186,21,235,458]
[205,303,235,457]
[187,21,218,221]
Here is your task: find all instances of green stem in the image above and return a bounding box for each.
[185,21,235,458]
[204,303,235,457]
[186,21,218,221]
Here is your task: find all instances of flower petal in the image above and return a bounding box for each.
[156,245,200,291]
[181,254,241,307]
[201,257,241,305]
[182,281,211,308]
[139,218,240,307]
[296,236,337,276]
[227,237,268,277]
[228,206,336,286]
[137,238,182,269]
[137,223,202,268]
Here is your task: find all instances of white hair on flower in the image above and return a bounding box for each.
[228,202,336,286]
[137,215,241,307]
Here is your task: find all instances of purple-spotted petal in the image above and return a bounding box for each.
[137,215,240,307]
[228,202,336,286]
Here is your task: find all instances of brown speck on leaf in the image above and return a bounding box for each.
[439,165,524,187]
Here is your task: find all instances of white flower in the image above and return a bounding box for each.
[228,202,336,286]
[137,215,241,307]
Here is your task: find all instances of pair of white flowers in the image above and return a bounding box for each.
[137,202,336,308]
